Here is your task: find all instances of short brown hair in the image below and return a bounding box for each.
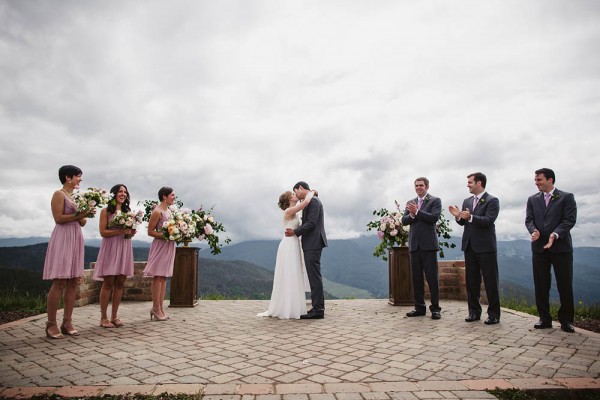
[414,177,429,187]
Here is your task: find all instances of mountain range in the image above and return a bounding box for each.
[0,236,598,303]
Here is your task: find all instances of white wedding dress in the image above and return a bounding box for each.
[257,215,310,319]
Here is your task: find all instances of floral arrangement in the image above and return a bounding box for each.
[191,206,231,255]
[108,210,144,239]
[139,200,231,254]
[367,200,455,260]
[366,201,410,261]
[72,187,110,218]
[161,206,201,244]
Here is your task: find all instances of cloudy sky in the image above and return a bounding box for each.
[1,1,599,246]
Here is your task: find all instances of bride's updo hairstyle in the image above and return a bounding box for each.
[278,191,292,211]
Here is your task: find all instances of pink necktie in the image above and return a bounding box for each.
[418,198,423,209]
[472,196,478,210]
[545,193,550,207]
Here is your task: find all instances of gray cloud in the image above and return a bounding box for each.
[1,1,599,247]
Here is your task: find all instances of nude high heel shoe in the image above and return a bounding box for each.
[45,321,63,339]
[150,309,167,321]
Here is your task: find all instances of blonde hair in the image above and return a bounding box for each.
[278,191,292,211]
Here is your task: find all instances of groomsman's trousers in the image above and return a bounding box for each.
[532,251,574,324]
[409,249,440,313]
[464,246,501,320]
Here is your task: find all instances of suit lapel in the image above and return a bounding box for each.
[474,193,487,214]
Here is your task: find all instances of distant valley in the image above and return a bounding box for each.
[0,236,598,303]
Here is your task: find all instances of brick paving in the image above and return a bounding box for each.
[0,299,599,399]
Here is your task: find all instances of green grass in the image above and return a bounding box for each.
[501,293,600,321]
[24,393,203,400]
[0,289,47,313]
[489,388,600,400]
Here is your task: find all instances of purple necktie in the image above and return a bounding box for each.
[418,198,423,209]
[545,193,550,207]
[472,196,478,210]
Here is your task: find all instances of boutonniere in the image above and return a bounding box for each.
[478,198,485,204]
[423,195,430,203]
[551,193,560,201]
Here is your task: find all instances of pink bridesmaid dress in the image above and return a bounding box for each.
[93,212,134,280]
[43,192,84,280]
[143,209,176,277]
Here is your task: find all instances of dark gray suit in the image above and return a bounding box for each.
[401,195,441,313]
[456,192,501,319]
[525,189,577,324]
[294,196,328,311]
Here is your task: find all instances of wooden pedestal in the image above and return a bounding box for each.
[169,246,199,307]
[388,246,413,306]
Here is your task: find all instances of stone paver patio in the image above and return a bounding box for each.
[1,300,599,399]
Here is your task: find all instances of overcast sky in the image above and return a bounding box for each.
[1,1,599,246]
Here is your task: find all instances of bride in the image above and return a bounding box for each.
[257,190,315,319]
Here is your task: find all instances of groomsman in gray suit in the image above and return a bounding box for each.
[286,181,328,319]
[526,168,577,333]
[401,177,442,320]
[449,172,501,325]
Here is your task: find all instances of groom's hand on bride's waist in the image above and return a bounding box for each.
[285,228,295,237]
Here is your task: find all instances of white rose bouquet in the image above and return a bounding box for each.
[72,187,110,218]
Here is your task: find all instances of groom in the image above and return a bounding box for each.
[285,181,328,319]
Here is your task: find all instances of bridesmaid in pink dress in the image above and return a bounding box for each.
[43,165,93,339]
[143,187,176,321]
[93,184,136,328]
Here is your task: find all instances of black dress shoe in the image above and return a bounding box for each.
[465,315,481,322]
[300,310,324,319]
[484,317,500,325]
[560,323,575,333]
[406,310,426,317]
[534,320,553,329]
[431,311,441,320]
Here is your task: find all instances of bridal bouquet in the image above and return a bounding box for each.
[108,210,144,239]
[366,201,410,261]
[72,187,110,218]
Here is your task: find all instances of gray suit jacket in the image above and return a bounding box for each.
[401,194,441,252]
[525,189,576,254]
[456,192,499,253]
[294,196,328,251]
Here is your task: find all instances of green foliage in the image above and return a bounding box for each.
[139,199,184,222]
[436,212,456,258]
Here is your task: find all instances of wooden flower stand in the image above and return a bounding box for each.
[388,246,413,306]
[169,245,199,307]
